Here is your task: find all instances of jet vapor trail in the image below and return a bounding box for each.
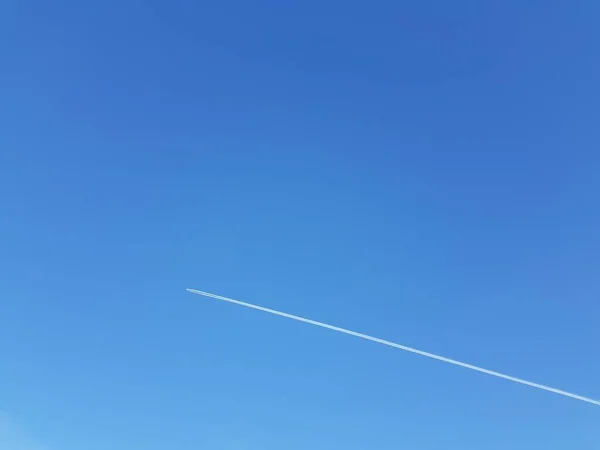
[186,288,599,407]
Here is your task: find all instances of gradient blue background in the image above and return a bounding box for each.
[1,1,599,449]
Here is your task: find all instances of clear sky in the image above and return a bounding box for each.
[1,1,599,449]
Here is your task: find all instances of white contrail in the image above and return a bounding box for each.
[186,288,599,407]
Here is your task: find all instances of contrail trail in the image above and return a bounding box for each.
[186,288,599,407]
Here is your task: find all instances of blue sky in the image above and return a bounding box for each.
[1,1,599,448]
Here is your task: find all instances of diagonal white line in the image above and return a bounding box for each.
[186,288,599,407]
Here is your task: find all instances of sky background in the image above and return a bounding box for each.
[1,1,599,449]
